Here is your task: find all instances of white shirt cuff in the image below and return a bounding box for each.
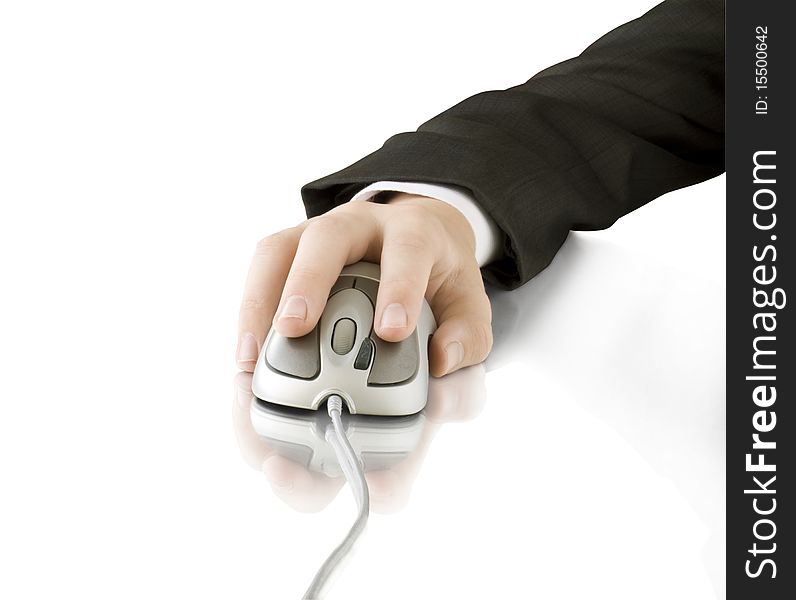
[350,181,502,267]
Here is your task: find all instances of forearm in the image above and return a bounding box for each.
[301,0,724,288]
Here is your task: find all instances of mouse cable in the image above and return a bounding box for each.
[302,394,370,600]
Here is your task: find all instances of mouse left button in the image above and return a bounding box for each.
[330,275,355,297]
[354,277,379,307]
[264,325,321,379]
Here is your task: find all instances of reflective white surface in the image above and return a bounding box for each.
[0,193,726,600]
[231,183,725,599]
[1,1,724,598]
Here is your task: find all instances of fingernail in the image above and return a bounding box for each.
[236,332,259,366]
[279,295,307,321]
[445,341,464,374]
[380,303,408,329]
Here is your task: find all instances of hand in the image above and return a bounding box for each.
[237,193,493,377]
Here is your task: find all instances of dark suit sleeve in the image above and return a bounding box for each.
[300,0,724,289]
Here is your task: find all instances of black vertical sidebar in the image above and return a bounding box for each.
[726,1,794,599]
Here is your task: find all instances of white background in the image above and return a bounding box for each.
[0,1,724,599]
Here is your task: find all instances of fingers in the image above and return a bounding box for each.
[273,210,377,337]
[237,228,302,371]
[428,269,493,377]
[238,196,494,378]
[374,215,437,342]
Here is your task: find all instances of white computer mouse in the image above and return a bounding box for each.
[251,261,437,416]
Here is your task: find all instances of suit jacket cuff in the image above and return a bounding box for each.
[300,132,550,289]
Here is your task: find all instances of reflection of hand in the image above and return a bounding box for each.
[236,194,493,377]
[232,364,486,513]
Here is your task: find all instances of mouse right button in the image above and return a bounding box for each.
[367,331,419,385]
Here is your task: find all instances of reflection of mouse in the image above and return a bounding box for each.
[252,261,437,416]
[250,398,425,477]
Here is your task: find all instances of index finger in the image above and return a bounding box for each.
[273,210,377,337]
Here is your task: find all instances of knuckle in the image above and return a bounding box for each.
[402,204,445,233]
[305,213,349,238]
[384,230,429,253]
[288,262,323,283]
[438,265,466,291]
[254,229,294,255]
[469,320,494,360]
[331,200,369,216]
[379,278,426,302]
[395,206,436,233]
[451,266,469,287]
[240,295,270,312]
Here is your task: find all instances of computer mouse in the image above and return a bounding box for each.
[251,261,437,416]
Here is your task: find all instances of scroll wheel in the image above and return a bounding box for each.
[331,318,357,355]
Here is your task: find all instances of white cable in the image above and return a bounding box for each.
[302,395,370,600]
[326,430,363,505]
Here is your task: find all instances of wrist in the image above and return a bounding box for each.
[383,192,478,260]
